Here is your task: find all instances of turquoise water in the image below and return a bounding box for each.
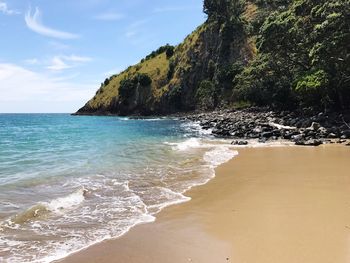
[0,114,237,263]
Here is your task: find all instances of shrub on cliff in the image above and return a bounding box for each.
[119,78,136,101]
[137,73,152,86]
[145,44,175,61]
[196,80,216,110]
[119,73,152,101]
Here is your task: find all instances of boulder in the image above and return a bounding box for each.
[327,133,337,139]
[295,139,323,147]
[292,134,304,141]
[318,127,328,135]
[337,139,347,144]
[341,130,350,139]
[231,140,248,146]
[258,137,268,143]
[309,122,321,131]
[261,131,274,138]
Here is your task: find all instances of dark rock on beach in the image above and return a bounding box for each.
[295,139,323,147]
[182,108,350,147]
[231,140,248,146]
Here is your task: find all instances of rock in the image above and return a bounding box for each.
[292,134,304,141]
[261,131,273,138]
[272,129,281,137]
[253,127,262,133]
[185,109,347,145]
[341,130,350,139]
[212,128,231,137]
[258,137,267,143]
[337,139,347,144]
[327,133,337,139]
[309,122,321,131]
[295,139,323,147]
[318,127,328,134]
[346,143,350,147]
[231,140,248,146]
[305,130,316,138]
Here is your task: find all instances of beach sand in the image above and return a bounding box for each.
[59,145,350,263]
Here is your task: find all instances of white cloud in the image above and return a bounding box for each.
[47,55,92,71]
[0,1,20,15]
[94,12,124,21]
[62,55,92,63]
[47,57,72,71]
[0,63,95,113]
[25,7,80,39]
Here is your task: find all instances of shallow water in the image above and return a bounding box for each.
[0,114,237,262]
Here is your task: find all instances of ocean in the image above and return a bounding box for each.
[0,114,237,263]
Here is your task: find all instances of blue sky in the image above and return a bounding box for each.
[0,0,205,113]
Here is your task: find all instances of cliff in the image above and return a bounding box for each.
[75,0,349,116]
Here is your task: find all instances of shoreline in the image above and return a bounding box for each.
[73,108,350,147]
[59,144,350,263]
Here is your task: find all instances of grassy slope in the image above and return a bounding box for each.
[86,53,170,110]
[79,1,257,114]
[81,24,205,113]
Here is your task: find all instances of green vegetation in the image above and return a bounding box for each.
[119,73,152,102]
[144,44,175,61]
[235,0,350,111]
[77,0,350,115]
[196,80,216,110]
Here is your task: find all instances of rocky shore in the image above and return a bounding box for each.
[183,108,350,146]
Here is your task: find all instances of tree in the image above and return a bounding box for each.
[204,0,245,21]
[166,46,175,58]
[234,0,350,110]
[137,73,152,86]
[295,70,330,110]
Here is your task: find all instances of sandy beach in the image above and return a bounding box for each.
[59,145,350,263]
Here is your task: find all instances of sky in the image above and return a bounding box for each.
[0,0,206,113]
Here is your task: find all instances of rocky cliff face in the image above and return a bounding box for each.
[75,0,350,115]
[75,2,256,116]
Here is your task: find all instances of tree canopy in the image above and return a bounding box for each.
[234,0,350,111]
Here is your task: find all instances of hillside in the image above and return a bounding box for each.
[75,0,350,116]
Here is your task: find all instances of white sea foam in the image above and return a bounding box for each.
[181,121,213,136]
[2,137,240,263]
[44,188,86,214]
[165,138,202,151]
[147,187,191,214]
[204,146,239,167]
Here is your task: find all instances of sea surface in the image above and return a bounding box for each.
[0,114,237,263]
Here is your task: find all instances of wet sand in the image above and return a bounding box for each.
[59,145,350,263]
